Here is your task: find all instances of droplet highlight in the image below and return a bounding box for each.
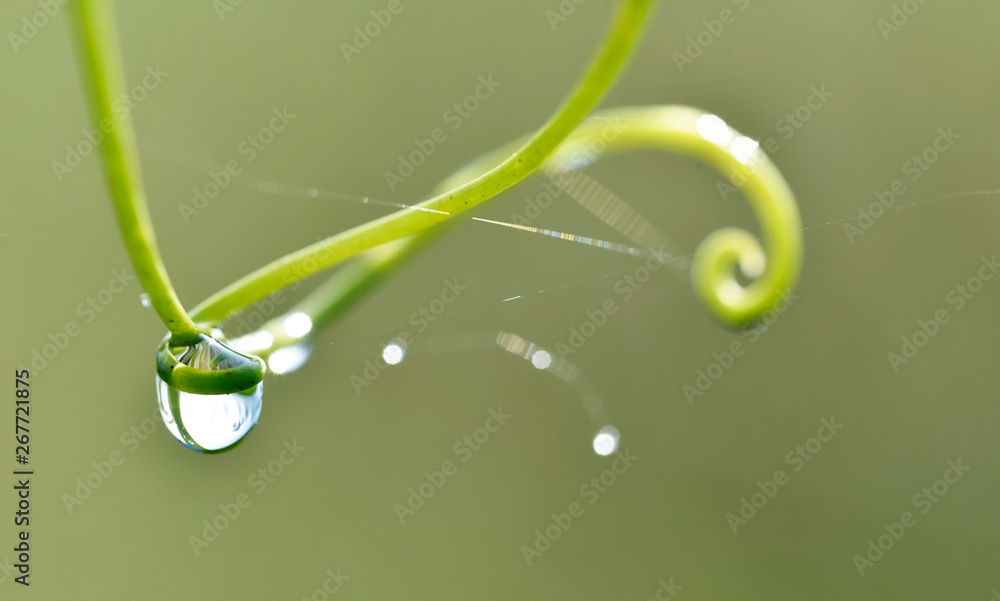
[382,340,406,366]
[268,343,312,375]
[593,425,620,456]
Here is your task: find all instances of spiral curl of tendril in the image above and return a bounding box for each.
[239,106,804,369]
[545,106,803,326]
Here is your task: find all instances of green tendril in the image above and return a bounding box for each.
[189,0,656,325]
[156,334,265,395]
[75,0,802,396]
[546,106,803,326]
[71,0,206,346]
[73,0,264,394]
[243,105,802,354]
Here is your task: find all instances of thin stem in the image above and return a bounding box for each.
[190,0,655,324]
[253,105,804,338]
[72,0,203,345]
[547,106,803,325]
[235,240,420,358]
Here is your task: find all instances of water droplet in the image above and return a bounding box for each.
[531,350,552,370]
[156,337,263,453]
[696,114,732,146]
[139,293,151,308]
[593,425,620,456]
[731,136,760,164]
[382,339,406,366]
[269,343,312,374]
[283,312,313,338]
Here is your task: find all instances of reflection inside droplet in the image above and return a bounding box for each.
[157,377,262,453]
[283,312,312,338]
[593,425,620,456]
[531,350,552,370]
[696,114,733,146]
[139,292,151,308]
[382,341,406,366]
[269,343,312,374]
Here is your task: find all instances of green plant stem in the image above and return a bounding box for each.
[247,238,426,355]
[254,104,803,339]
[549,106,802,325]
[73,0,203,345]
[190,0,655,325]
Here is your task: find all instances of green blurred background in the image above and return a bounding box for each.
[2,0,999,598]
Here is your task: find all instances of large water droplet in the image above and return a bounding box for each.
[156,336,263,453]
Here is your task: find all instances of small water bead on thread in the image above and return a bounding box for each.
[696,114,733,145]
[731,136,761,164]
[494,331,615,452]
[268,343,312,375]
[592,425,620,456]
[283,312,313,338]
[382,339,407,366]
[531,350,552,369]
[156,336,264,453]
